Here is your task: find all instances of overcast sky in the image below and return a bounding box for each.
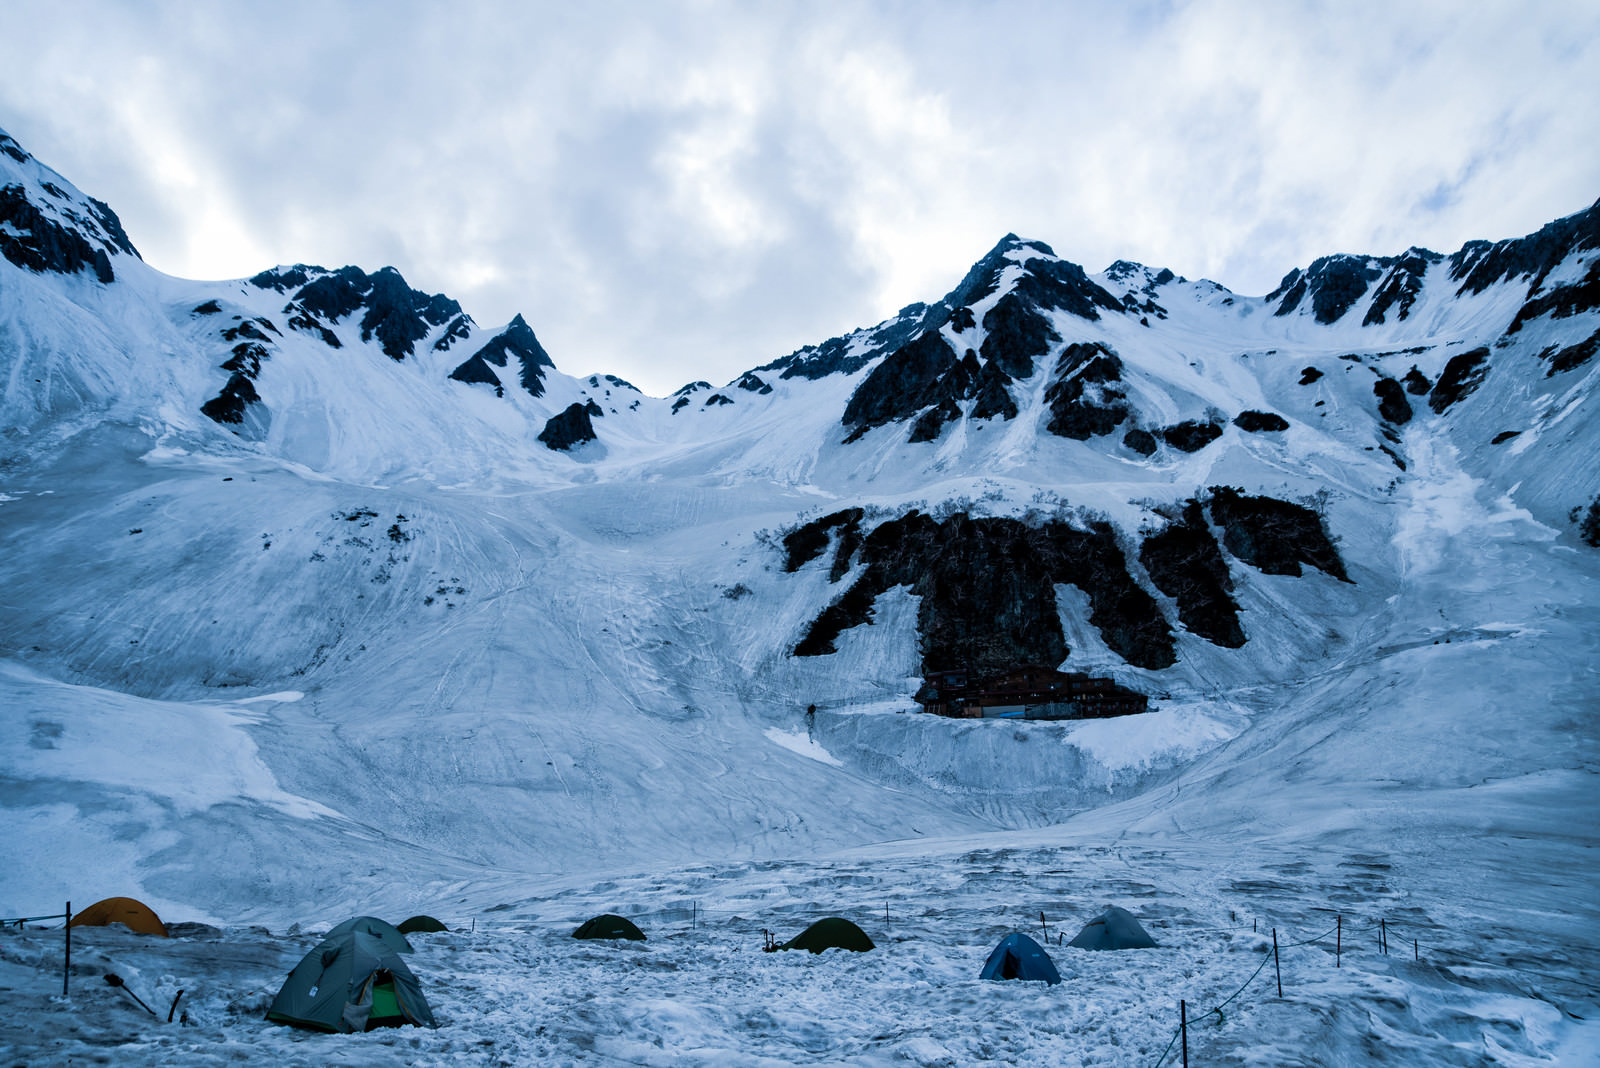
[3,1,1597,396]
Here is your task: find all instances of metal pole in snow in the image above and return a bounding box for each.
[1180,999,1188,1068]
[1039,911,1049,942]
[1336,914,1342,968]
[1273,928,1282,997]
[63,901,71,997]
[1381,918,1387,955]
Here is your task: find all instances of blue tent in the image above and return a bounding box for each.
[979,932,1062,985]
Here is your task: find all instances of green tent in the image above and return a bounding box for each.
[267,929,437,1033]
[324,915,414,954]
[397,915,449,934]
[779,917,875,954]
[573,913,646,941]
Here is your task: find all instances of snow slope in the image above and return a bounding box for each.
[1,127,1597,1063]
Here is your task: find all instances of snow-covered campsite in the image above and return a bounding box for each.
[2,68,1598,1064]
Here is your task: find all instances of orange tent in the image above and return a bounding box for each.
[68,897,168,937]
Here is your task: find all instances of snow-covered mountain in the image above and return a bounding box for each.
[2,126,1597,1062]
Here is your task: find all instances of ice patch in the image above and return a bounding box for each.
[764,726,844,766]
[232,690,306,704]
[1063,703,1242,772]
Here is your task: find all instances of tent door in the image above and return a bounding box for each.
[366,976,406,1030]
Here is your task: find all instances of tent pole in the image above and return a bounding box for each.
[1180,999,1188,1067]
[63,901,71,997]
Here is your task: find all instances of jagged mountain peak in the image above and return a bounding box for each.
[0,127,140,284]
[446,312,554,399]
[250,262,466,361]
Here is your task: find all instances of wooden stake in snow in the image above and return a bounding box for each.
[1273,928,1282,997]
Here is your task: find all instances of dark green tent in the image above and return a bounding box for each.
[1067,906,1158,950]
[266,929,437,1033]
[779,917,875,953]
[324,915,414,954]
[397,915,449,934]
[573,913,646,941]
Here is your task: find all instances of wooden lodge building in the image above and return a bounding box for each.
[914,665,1148,720]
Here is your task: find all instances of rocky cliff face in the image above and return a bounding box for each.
[786,490,1348,677]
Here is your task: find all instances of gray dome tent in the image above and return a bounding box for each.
[779,917,875,953]
[325,915,415,954]
[267,928,436,1033]
[979,932,1062,984]
[1067,906,1158,950]
[573,913,646,941]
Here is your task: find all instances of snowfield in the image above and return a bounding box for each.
[1,129,1598,1063]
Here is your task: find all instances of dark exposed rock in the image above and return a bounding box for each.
[764,304,927,380]
[793,510,1174,673]
[908,397,961,442]
[704,393,734,407]
[1363,248,1441,325]
[1373,378,1413,424]
[949,306,976,332]
[1402,366,1432,394]
[1428,347,1490,414]
[1577,496,1600,547]
[191,300,221,315]
[1233,410,1289,433]
[978,292,1058,379]
[1044,343,1131,440]
[1544,329,1600,375]
[674,381,712,396]
[249,264,319,292]
[447,314,552,397]
[252,264,463,361]
[222,342,269,377]
[1490,430,1521,444]
[670,396,690,414]
[200,373,261,425]
[1139,501,1245,647]
[1159,419,1224,452]
[584,399,603,417]
[782,508,865,572]
[1206,487,1349,581]
[1298,366,1324,385]
[432,313,474,352]
[1269,255,1388,323]
[841,329,959,440]
[285,304,342,348]
[360,268,463,360]
[1505,257,1600,335]
[1379,444,1407,471]
[970,361,1019,421]
[1449,197,1599,296]
[0,131,28,164]
[736,372,773,394]
[0,184,116,282]
[1123,428,1158,456]
[221,319,275,342]
[447,352,504,396]
[537,402,598,451]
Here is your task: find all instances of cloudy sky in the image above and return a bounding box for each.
[3,1,1597,396]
